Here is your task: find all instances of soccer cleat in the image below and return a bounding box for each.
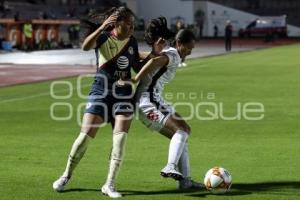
[52,176,70,192]
[101,183,122,198]
[178,177,206,190]
[160,164,183,180]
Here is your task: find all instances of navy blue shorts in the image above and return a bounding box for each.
[85,81,134,122]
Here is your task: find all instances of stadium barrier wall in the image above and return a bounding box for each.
[0,19,80,47]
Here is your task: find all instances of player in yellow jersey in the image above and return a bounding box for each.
[53,7,162,198]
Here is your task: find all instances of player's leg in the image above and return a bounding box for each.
[170,112,190,180]
[178,149,205,190]
[159,112,190,180]
[101,114,132,198]
[53,113,104,192]
[64,113,104,175]
[159,125,204,189]
[138,98,185,180]
[159,125,191,178]
[172,113,205,189]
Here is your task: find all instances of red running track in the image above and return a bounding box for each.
[0,64,96,87]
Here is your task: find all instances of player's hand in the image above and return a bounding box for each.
[116,79,126,86]
[153,37,167,55]
[101,14,117,30]
[116,79,136,86]
[131,77,138,84]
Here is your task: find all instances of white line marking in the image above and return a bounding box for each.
[0,83,91,104]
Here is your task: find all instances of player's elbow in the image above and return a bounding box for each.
[81,39,94,51]
[181,125,191,135]
[81,43,90,51]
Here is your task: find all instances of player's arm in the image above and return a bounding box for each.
[133,38,167,73]
[82,15,117,51]
[139,52,151,60]
[132,55,169,83]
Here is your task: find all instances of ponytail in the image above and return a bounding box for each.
[144,16,175,45]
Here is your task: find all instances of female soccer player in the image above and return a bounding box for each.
[133,18,203,189]
[52,7,157,198]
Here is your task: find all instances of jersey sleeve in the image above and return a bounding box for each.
[162,49,181,67]
[95,32,108,48]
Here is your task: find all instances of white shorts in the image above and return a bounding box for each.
[137,92,175,132]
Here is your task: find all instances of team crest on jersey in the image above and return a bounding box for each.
[128,46,134,55]
[117,56,129,69]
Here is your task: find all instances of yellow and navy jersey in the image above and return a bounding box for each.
[95,31,139,84]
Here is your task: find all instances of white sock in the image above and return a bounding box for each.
[178,142,190,179]
[63,132,92,177]
[167,130,189,166]
[106,132,127,185]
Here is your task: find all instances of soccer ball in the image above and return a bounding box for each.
[204,167,232,194]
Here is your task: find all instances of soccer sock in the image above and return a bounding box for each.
[105,132,127,185]
[62,132,92,177]
[178,142,190,178]
[167,130,189,166]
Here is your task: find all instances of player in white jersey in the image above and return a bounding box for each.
[133,17,204,190]
[135,46,181,130]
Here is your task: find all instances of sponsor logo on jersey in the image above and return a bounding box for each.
[117,56,129,69]
[114,71,129,79]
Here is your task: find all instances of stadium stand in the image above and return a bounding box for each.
[0,0,124,50]
[0,0,123,19]
[209,0,300,27]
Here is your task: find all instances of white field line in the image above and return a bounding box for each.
[0,84,91,104]
[0,52,240,104]
[0,62,217,104]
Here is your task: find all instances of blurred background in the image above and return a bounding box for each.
[0,0,300,86]
[0,0,300,52]
[1,2,300,199]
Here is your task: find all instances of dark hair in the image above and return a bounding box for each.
[175,29,196,44]
[144,16,175,45]
[80,6,135,41]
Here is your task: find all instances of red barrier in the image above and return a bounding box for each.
[0,19,80,47]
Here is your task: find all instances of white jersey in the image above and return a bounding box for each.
[136,47,181,131]
[136,47,181,97]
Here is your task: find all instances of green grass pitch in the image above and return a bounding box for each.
[1,44,300,200]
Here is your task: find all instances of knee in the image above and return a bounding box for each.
[113,127,130,134]
[113,117,132,133]
[80,127,97,138]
